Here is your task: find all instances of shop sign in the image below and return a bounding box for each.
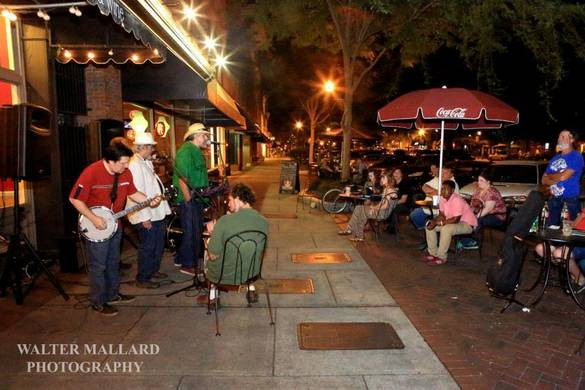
[87,0,125,25]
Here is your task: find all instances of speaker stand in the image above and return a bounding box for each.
[0,178,69,305]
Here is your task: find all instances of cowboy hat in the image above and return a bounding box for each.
[183,123,210,141]
[133,132,157,145]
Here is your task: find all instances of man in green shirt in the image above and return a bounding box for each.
[173,123,210,276]
[206,184,268,285]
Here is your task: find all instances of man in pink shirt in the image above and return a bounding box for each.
[423,180,478,265]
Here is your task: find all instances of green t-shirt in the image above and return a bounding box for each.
[172,142,209,203]
[206,208,268,284]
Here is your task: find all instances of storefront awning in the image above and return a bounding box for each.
[116,0,214,81]
[122,54,245,127]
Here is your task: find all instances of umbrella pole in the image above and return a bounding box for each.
[437,120,445,200]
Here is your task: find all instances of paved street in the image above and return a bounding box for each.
[0,159,456,389]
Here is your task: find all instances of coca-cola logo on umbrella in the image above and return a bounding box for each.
[436,107,467,119]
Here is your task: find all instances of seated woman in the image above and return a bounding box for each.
[535,212,585,291]
[462,171,507,249]
[363,170,382,195]
[423,180,478,265]
[338,172,398,242]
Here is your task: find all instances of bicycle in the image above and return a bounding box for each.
[322,187,351,214]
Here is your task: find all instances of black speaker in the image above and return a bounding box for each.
[0,104,52,180]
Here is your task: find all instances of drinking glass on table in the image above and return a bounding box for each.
[563,220,573,236]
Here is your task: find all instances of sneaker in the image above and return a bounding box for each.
[151,272,168,279]
[464,244,480,250]
[92,303,119,317]
[180,266,196,276]
[107,293,136,305]
[174,262,182,267]
[135,280,160,289]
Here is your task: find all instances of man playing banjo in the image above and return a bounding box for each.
[69,142,161,317]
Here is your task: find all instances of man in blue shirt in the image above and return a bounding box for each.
[542,130,584,225]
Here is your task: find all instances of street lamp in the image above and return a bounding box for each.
[295,121,303,130]
[323,80,335,94]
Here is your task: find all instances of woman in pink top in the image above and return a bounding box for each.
[461,171,507,249]
[423,180,478,265]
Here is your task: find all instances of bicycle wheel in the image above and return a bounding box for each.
[322,188,349,214]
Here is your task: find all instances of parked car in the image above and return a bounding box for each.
[459,160,548,204]
[450,160,491,188]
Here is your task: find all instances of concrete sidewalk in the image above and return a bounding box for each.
[0,159,457,389]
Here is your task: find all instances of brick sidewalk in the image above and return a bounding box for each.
[334,214,585,389]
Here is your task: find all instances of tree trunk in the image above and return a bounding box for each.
[341,65,353,181]
[309,123,315,164]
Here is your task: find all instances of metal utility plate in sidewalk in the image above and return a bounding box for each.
[298,322,405,350]
[254,279,315,294]
[291,252,351,264]
[263,213,298,219]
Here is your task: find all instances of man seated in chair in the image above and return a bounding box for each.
[205,184,268,285]
[423,180,477,266]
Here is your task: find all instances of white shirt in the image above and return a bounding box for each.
[126,154,171,224]
[424,176,459,195]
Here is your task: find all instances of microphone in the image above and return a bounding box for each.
[206,140,223,145]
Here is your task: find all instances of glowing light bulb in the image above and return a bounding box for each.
[87,52,95,60]
[131,53,140,62]
[63,50,72,59]
[204,36,217,50]
[183,6,197,19]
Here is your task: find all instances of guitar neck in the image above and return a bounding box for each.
[112,198,152,220]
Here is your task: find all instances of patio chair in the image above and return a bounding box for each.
[366,193,396,241]
[206,230,274,336]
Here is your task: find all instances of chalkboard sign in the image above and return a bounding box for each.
[279,160,300,194]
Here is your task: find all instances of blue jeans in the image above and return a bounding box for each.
[136,220,166,283]
[410,207,432,230]
[478,214,506,229]
[547,196,580,226]
[175,199,204,268]
[572,247,585,273]
[85,229,122,306]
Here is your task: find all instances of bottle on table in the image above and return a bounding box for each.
[561,202,572,235]
[539,201,549,231]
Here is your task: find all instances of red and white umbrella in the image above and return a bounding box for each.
[377,86,519,197]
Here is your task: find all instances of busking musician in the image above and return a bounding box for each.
[126,132,171,289]
[173,123,210,277]
[69,142,161,317]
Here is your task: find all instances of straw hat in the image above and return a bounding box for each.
[133,132,157,145]
[183,123,210,141]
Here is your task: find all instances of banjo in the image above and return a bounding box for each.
[78,196,163,242]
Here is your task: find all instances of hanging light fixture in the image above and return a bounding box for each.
[2,9,17,21]
[68,6,82,17]
[36,9,50,21]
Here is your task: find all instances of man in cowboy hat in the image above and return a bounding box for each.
[126,132,171,289]
[173,123,210,276]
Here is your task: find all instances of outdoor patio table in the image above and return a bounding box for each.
[414,199,439,216]
[527,228,585,310]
